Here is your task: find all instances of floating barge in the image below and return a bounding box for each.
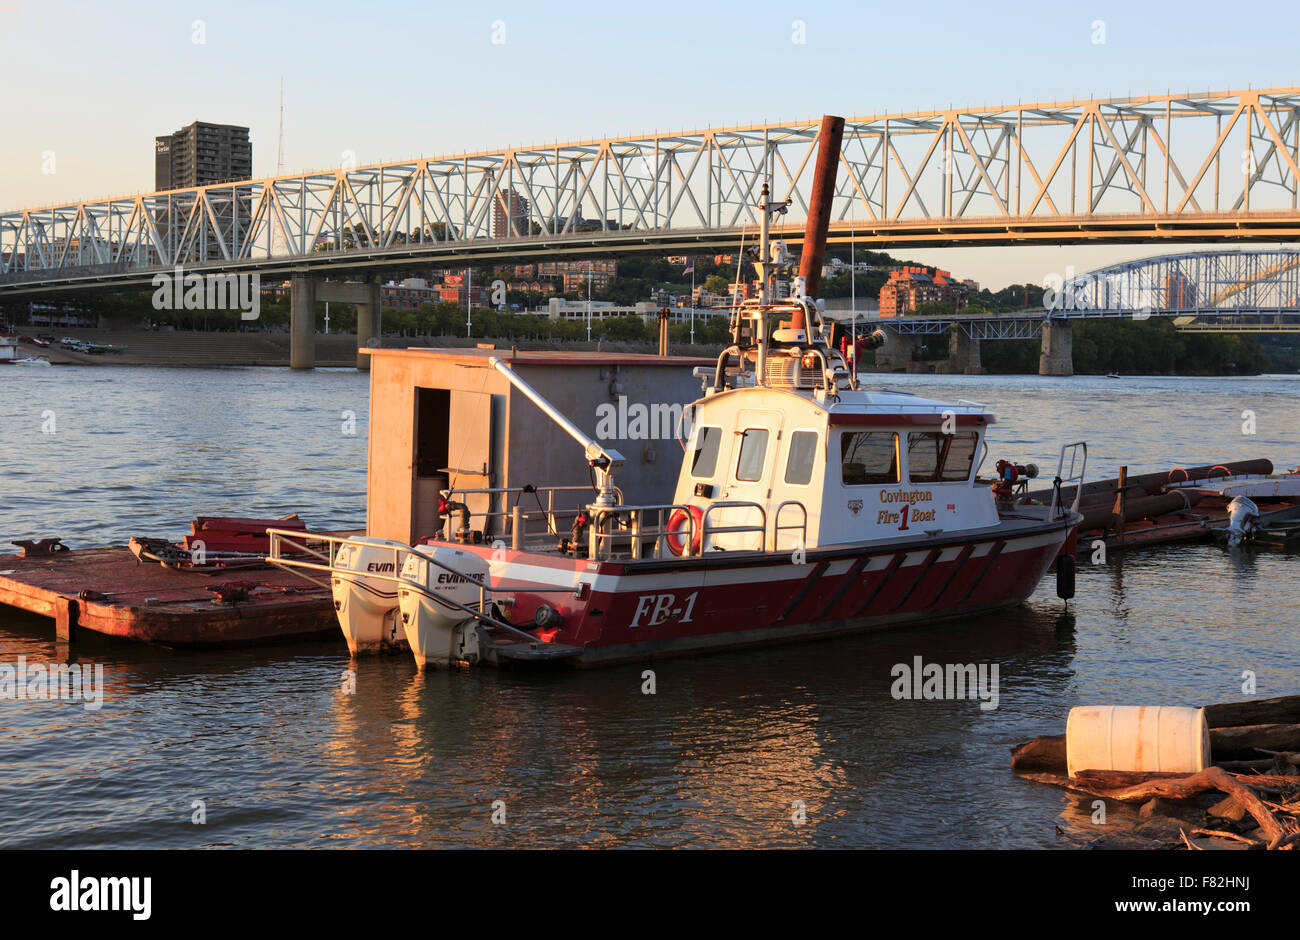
[1027,459,1300,552]
[0,532,342,645]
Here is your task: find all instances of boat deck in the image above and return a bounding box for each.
[0,545,340,645]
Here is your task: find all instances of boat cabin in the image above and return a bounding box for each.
[674,384,999,553]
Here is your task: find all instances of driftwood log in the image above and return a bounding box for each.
[1009,735,1066,773]
[1021,766,1290,849]
[1202,694,1300,728]
[1209,724,1300,758]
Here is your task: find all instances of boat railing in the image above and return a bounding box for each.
[440,484,621,545]
[701,501,769,552]
[1051,442,1089,519]
[773,500,810,553]
[584,497,809,559]
[264,528,542,644]
[587,503,700,559]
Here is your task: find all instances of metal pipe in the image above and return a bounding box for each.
[795,114,846,324]
[489,355,604,462]
[488,356,624,506]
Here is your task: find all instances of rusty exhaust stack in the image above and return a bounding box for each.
[793,114,845,328]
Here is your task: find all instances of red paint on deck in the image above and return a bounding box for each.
[0,546,339,645]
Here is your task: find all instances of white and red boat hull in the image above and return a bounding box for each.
[440,515,1075,666]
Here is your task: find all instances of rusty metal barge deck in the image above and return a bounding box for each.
[0,545,339,645]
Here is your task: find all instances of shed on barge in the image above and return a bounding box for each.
[363,347,712,544]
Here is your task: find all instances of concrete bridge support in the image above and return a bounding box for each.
[874,327,918,371]
[948,329,982,374]
[355,281,382,371]
[1039,320,1073,376]
[298,278,385,370]
[290,275,317,370]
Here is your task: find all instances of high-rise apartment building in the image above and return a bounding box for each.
[492,188,531,238]
[155,121,252,191]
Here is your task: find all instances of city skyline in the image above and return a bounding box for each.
[2,0,1299,289]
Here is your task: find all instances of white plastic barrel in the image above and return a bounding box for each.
[1065,705,1210,778]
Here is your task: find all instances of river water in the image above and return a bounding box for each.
[0,365,1296,848]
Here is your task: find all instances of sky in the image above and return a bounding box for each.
[1,0,1298,289]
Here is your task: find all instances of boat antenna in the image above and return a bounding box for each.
[276,76,285,176]
[729,225,747,342]
[758,180,771,305]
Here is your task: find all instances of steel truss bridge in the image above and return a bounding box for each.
[857,249,1300,338]
[6,87,1300,296]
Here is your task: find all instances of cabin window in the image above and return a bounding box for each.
[841,431,900,485]
[907,431,980,482]
[690,426,723,479]
[734,428,770,482]
[784,430,819,486]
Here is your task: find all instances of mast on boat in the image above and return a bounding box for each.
[720,114,876,395]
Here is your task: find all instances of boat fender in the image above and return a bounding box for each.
[665,506,704,556]
[1055,554,1076,601]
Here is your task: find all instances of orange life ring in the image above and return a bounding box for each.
[666,506,704,556]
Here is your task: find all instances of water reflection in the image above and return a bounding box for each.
[1,369,1297,847]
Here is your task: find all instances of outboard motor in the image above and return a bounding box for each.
[398,547,492,669]
[331,537,411,654]
[1222,496,1260,548]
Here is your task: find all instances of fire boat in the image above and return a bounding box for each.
[268,115,1087,669]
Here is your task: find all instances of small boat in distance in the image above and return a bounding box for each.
[269,115,1089,669]
[1106,372,1120,378]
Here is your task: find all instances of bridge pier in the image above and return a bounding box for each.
[1039,320,1073,376]
[355,280,382,371]
[948,328,982,374]
[290,275,317,370]
[874,327,917,371]
[310,278,385,370]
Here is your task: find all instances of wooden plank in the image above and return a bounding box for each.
[54,597,78,641]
